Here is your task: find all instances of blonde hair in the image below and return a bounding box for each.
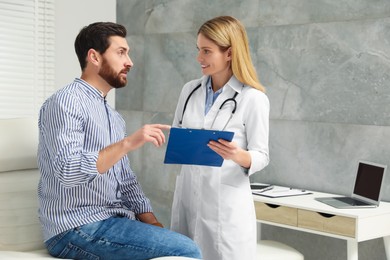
[198,16,265,92]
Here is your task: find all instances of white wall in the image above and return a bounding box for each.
[54,0,116,107]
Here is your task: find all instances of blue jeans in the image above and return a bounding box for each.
[45,216,202,260]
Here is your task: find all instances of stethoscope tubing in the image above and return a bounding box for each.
[179,83,202,126]
[179,83,239,130]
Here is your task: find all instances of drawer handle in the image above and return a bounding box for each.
[318,212,335,218]
[265,203,280,209]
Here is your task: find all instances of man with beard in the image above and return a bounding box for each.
[37,22,201,260]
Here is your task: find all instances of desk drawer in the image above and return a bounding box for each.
[255,202,297,226]
[298,209,356,237]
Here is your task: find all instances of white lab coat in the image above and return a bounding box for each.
[170,75,270,260]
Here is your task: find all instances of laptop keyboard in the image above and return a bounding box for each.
[335,197,370,206]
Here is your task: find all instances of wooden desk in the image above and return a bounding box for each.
[253,188,390,260]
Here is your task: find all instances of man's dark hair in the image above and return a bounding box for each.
[74,22,127,70]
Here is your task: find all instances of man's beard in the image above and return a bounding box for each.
[98,58,128,89]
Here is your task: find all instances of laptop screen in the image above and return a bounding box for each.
[353,161,386,201]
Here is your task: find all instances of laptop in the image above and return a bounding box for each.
[315,160,387,209]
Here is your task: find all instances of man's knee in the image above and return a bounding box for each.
[173,233,202,259]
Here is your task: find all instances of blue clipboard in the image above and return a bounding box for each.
[164,127,234,167]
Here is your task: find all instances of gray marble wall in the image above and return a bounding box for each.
[116,1,390,259]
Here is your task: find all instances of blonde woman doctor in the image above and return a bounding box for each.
[170,16,270,260]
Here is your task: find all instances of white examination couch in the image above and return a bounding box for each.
[0,117,54,258]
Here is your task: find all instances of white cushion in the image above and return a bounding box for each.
[0,117,38,173]
[0,169,44,252]
[0,251,197,260]
[0,249,54,259]
[150,257,200,260]
[257,240,304,260]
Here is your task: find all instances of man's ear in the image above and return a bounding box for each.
[87,49,100,65]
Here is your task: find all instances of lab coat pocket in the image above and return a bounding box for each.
[220,161,247,188]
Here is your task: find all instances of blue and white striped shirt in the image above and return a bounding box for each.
[37,78,152,241]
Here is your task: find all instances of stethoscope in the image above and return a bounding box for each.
[179,83,239,130]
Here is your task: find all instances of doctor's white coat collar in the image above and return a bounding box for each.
[201,75,244,93]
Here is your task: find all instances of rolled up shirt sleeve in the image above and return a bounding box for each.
[39,91,100,188]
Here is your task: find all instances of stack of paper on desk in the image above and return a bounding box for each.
[252,185,311,198]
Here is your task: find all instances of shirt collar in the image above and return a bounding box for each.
[206,76,223,94]
[74,78,105,99]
